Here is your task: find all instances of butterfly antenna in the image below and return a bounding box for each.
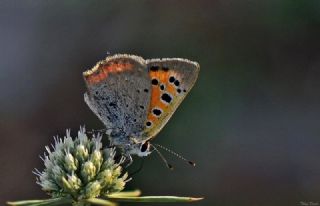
[150,144,174,170]
[153,143,196,167]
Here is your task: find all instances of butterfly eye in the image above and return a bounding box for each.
[140,142,150,153]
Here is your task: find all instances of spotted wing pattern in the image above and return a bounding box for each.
[140,58,200,141]
[83,54,151,145]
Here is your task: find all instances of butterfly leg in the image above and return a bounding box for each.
[114,152,133,167]
[124,155,133,167]
[86,128,106,135]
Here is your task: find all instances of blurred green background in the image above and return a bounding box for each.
[1,1,320,205]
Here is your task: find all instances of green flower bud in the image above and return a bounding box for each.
[84,181,101,199]
[64,153,78,172]
[81,161,96,183]
[34,127,128,201]
[97,169,112,187]
[90,150,102,171]
[113,179,126,192]
[75,145,89,162]
[112,166,122,178]
[67,174,81,191]
[61,176,72,192]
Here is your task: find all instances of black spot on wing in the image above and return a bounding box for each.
[109,102,117,108]
[151,79,158,85]
[150,66,159,71]
[162,66,169,71]
[152,108,162,116]
[161,93,172,104]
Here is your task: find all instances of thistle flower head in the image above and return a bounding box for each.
[34,127,129,201]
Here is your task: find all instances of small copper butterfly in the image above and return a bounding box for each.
[83,54,200,162]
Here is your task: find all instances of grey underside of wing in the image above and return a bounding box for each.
[84,69,151,142]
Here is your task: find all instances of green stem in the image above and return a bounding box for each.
[85,198,116,206]
[7,197,72,206]
[107,190,141,197]
[107,196,204,203]
[7,194,204,206]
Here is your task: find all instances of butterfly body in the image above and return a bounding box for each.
[83,54,199,158]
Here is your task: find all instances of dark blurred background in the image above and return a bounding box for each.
[1,1,320,205]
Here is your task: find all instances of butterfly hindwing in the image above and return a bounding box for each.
[83,54,151,142]
[140,58,200,141]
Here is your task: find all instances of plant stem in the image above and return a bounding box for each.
[85,198,116,206]
[7,197,72,206]
[107,196,204,203]
[107,190,141,197]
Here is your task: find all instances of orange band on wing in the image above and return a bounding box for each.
[84,63,133,84]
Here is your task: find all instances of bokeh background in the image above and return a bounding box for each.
[1,1,320,205]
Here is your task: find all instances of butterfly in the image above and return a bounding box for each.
[83,54,200,162]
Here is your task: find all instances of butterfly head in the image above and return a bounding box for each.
[126,141,152,157]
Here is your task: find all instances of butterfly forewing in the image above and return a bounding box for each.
[141,58,200,141]
[83,54,151,141]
